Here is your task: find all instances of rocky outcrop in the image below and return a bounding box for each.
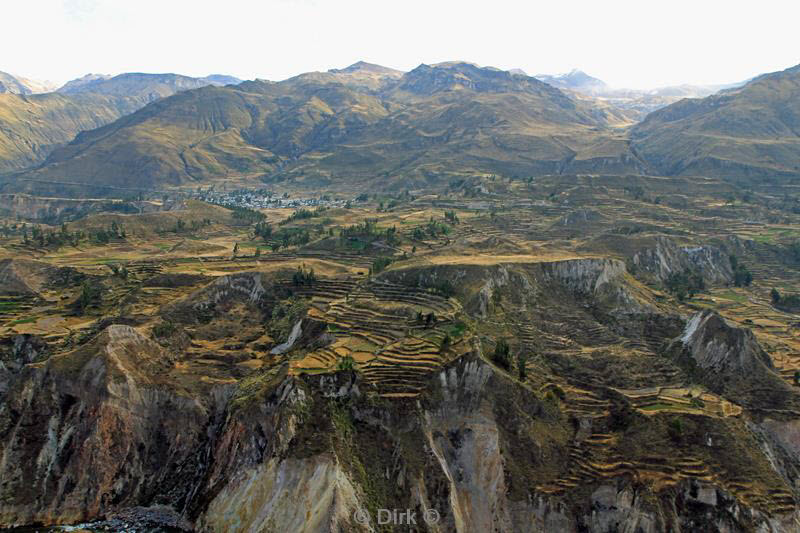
[670,311,799,411]
[0,325,231,527]
[540,258,626,295]
[163,271,280,322]
[631,236,733,286]
[199,456,363,532]
[677,311,774,374]
[0,334,47,400]
[540,257,652,316]
[2,319,800,531]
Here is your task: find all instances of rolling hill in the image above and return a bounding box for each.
[631,63,800,179]
[0,73,242,174]
[5,62,641,195]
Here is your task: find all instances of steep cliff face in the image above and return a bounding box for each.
[384,257,654,320]
[1,323,799,531]
[631,236,734,286]
[194,353,800,532]
[0,334,47,400]
[678,311,775,374]
[537,257,652,316]
[669,310,799,412]
[0,325,231,526]
[3,261,800,531]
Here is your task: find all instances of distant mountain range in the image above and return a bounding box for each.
[534,69,745,116]
[1,61,799,196]
[57,72,241,97]
[535,69,610,94]
[0,71,57,95]
[1,62,642,195]
[0,72,241,173]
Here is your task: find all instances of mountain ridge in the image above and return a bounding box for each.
[631,62,800,179]
[5,61,641,195]
[0,72,242,174]
[0,71,57,95]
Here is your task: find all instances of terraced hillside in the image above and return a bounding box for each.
[2,174,800,531]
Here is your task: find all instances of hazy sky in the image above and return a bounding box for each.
[5,0,800,89]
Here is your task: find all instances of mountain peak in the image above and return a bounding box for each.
[535,69,608,93]
[0,71,57,94]
[330,61,402,76]
[394,61,563,98]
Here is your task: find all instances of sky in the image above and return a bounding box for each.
[4,0,800,89]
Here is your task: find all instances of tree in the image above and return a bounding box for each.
[665,269,705,301]
[771,288,782,304]
[517,352,528,380]
[441,333,451,352]
[77,281,101,315]
[730,255,753,287]
[292,265,316,286]
[492,340,511,370]
[232,242,240,257]
[425,312,436,327]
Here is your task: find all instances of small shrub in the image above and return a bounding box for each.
[337,355,355,371]
[153,320,177,338]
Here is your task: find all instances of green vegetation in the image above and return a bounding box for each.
[664,269,705,301]
[516,352,528,380]
[229,206,265,223]
[339,219,399,249]
[269,297,309,343]
[76,281,102,315]
[280,207,327,225]
[412,217,451,240]
[491,339,511,370]
[440,333,451,352]
[292,265,316,286]
[729,255,753,287]
[254,221,273,242]
[337,355,355,371]
[152,320,177,339]
[370,256,394,275]
[771,288,800,312]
